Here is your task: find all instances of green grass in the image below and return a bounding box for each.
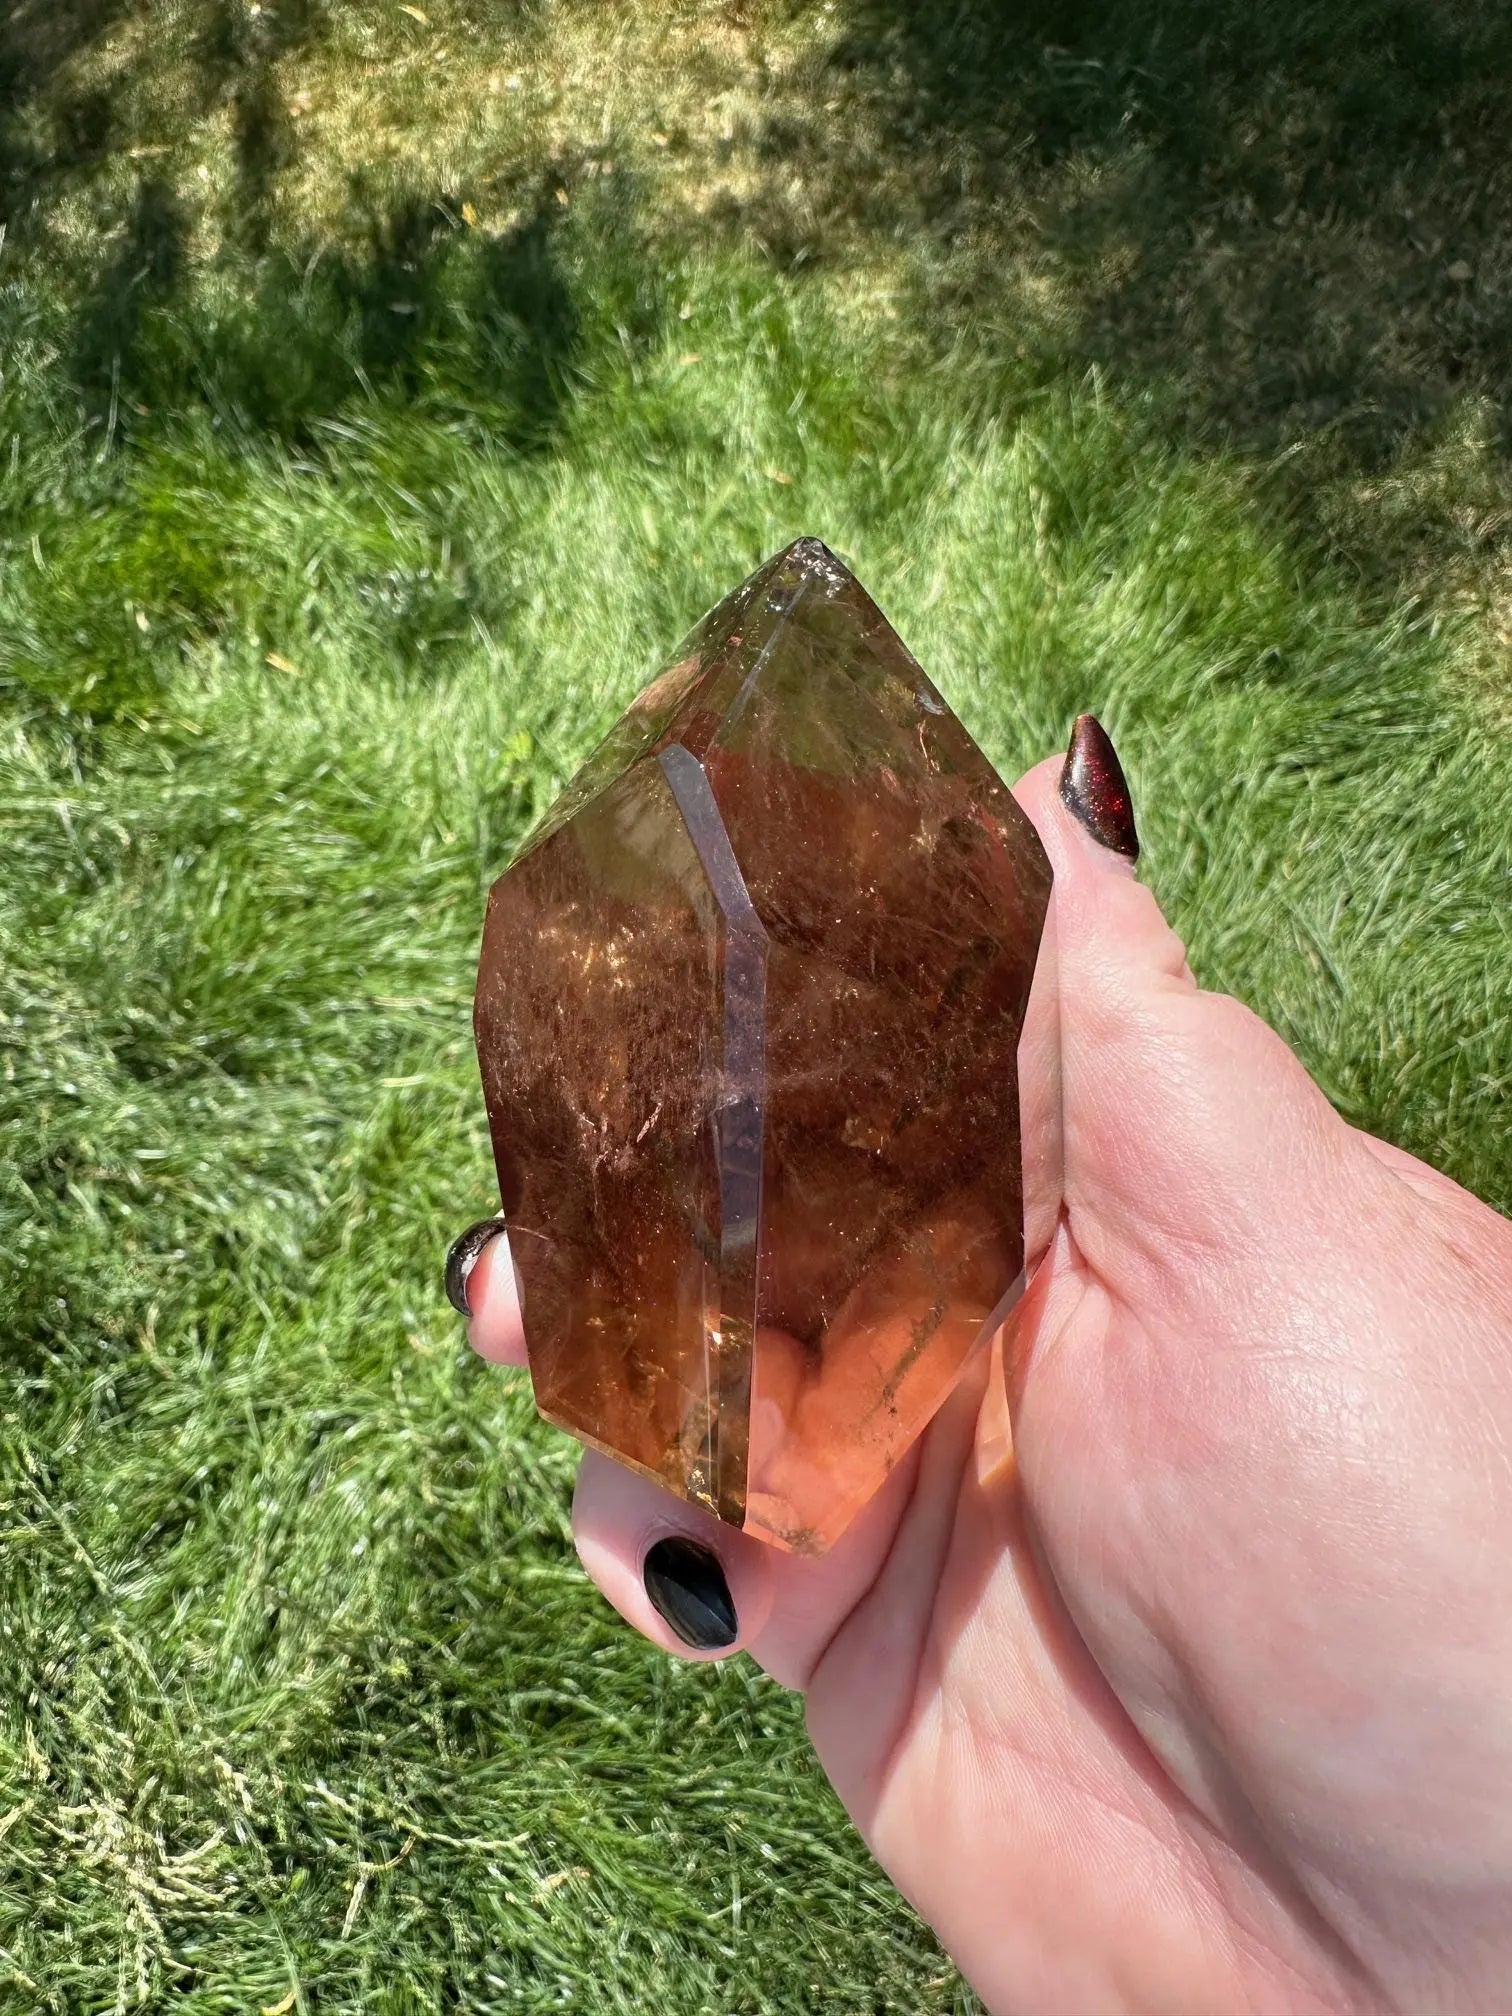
[3,1,1511,2008]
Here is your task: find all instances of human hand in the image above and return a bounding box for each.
[450,716,1512,2015]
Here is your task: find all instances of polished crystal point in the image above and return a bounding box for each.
[474,538,1054,1553]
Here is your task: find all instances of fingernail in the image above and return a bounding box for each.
[1059,713,1140,861]
[445,1216,505,1317]
[643,1535,738,1650]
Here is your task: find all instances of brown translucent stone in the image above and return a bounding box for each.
[474,538,1054,1553]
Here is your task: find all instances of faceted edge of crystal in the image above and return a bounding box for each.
[652,742,768,1527]
[506,543,805,871]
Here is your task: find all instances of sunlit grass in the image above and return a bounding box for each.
[3,2,1510,2009]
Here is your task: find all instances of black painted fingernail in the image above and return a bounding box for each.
[643,1535,737,1650]
[445,1216,505,1317]
[1059,713,1140,861]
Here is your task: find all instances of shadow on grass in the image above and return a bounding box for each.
[0,0,329,242]
[750,0,1512,604]
[63,173,590,453]
[846,2,1510,425]
[4,0,587,453]
[0,0,133,200]
[12,173,607,725]
[8,0,1512,612]
[66,176,190,427]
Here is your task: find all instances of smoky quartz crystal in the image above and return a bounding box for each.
[474,538,1054,1552]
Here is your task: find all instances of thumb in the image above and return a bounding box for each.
[1012,716,1196,1014]
[1013,716,1351,1302]
[1010,716,1202,1276]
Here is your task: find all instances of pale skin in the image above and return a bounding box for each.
[463,752,1512,2016]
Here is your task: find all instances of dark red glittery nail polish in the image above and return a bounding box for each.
[1058,714,1139,861]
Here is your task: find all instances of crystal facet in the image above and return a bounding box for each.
[474,539,1054,1552]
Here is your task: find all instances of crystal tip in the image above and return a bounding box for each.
[776,535,854,592]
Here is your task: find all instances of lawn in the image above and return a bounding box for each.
[2,1,1510,2009]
